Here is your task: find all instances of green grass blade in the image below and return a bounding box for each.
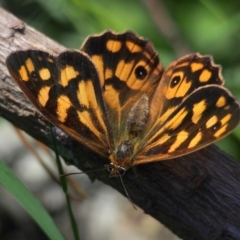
[0,160,65,240]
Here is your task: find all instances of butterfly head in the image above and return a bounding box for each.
[107,163,127,178]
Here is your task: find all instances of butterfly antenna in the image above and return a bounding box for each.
[118,172,137,210]
[61,168,107,177]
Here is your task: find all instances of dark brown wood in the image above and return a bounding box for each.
[1,8,240,240]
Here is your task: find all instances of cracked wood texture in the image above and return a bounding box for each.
[1,8,240,240]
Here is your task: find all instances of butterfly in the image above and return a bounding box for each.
[6,30,240,178]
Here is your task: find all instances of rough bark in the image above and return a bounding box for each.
[1,8,240,240]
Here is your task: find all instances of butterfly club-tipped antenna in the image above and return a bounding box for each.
[118,172,137,210]
[60,167,107,177]
[107,163,137,210]
[62,164,137,209]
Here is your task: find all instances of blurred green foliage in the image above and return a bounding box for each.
[2,0,240,159]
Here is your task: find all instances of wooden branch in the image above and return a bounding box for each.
[1,8,240,240]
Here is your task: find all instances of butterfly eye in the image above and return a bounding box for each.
[118,167,126,176]
[170,75,181,88]
[135,65,147,80]
[107,163,115,172]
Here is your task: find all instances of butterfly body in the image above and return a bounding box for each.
[6,31,240,178]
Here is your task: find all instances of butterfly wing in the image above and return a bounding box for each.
[81,31,164,147]
[6,50,111,157]
[135,54,240,163]
[148,53,225,131]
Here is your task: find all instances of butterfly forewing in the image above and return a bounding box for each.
[81,31,164,146]
[146,54,225,134]
[133,54,240,164]
[6,50,112,157]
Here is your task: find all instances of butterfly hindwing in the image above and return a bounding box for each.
[135,85,240,163]
[6,50,111,157]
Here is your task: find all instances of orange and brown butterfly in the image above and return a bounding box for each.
[6,31,240,177]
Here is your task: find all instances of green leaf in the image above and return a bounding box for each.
[0,160,65,240]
